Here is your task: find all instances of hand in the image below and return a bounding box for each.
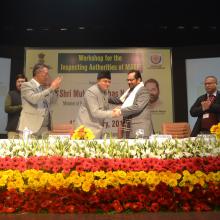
[201,100,212,111]
[112,108,121,117]
[50,76,63,90]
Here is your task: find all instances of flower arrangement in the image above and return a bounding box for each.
[0,161,219,213]
[71,125,95,140]
[0,137,220,158]
[210,122,220,139]
[0,137,220,213]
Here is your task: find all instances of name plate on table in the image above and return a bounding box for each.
[196,134,216,142]
[149,134,172,143]
[49,134,70,141]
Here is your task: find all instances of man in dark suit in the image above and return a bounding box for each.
[5,74,27,138]
[190,75,220,136]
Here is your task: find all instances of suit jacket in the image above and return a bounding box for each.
[75,84,112,139]
[109,86,153,138]
[5,90,22,131]
[190,90,220,137]
[18,79,58,133]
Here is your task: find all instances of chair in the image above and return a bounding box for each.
[162,122,191,138]
[50,123,74,135]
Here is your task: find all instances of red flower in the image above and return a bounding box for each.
[99,204,112,212]
[41,200,52,208]
[112,200,123,213]
[66,205,75,213]
[1,207,16,213]
[182,202,191,212]
[147,202,160,212]
[193,203,212,212]
[130,202,144,212]
[137,194,149,203]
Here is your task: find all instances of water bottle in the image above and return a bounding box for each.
[23,127,31,142]
[135,129,144,139]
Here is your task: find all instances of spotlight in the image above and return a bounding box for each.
[60,28,68,31]
[209,26,217,30]
[26,28,34,31]
[159,26,168,31]
[176,26,185,30]
[40,28,49,31]
[192,26,200,30]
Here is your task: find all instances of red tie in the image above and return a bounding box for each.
[208,94,215,104]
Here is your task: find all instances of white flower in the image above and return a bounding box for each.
[35,151,43,157]
[0,137,220,159]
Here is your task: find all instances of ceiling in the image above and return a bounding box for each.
[1,0,220,47]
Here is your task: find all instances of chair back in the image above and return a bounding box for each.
[162,122,191,138]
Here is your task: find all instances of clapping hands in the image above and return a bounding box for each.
[201,100,212,111]
[50,76,63,90]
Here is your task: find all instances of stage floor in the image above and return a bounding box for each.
[0,212,220,220]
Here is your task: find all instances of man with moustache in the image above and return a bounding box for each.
[109,70,153,138]
[190,75,220,136]
[144,78,163,110]
[5,74,27,138]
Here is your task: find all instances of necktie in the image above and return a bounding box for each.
[38,86,48,109]
[39,85,44,91]
[39,85,50,129]
[208,94,215,104]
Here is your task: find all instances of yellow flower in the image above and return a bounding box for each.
[85,172,94,182]
[0,175,8,187]
[72,176,84,188]
[82,181,92,192]
[71,125,95,140]
[167,178,178,187]
[210,123,220,139]
[115,171,126,179]
[94,179,108,188]
[94,171,106,179]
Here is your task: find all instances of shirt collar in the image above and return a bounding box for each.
[207,90,217,97]
[32,78,41,87]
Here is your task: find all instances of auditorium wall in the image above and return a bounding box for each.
[1,44,220,137]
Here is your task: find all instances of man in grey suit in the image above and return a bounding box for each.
[75,71,120,139]
[109,70,153,139]
[18,63,62,138]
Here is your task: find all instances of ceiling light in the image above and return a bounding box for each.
[26,28,34,31]
[209,26,217,30]
[192,26,200,30]
[176,26,185,30]
[159,26,168,30]
[40,28,49,31]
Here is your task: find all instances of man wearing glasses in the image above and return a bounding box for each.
[109,70,153,138]
[190,75,220,136]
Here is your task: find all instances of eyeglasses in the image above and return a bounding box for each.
[204,82,216,85]
[127,78,136,82]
